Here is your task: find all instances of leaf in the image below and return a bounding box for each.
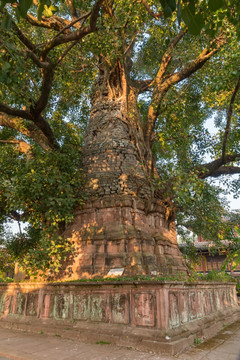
[182,6,204,35]
[37,3,44,20]
[40,0,51,6]
[19,0,32,18]
[208,0,225,12]
[42,4,58,18]
[181,3,195,24]
[168,0,176,12]
[1,13,12,29]
[160,0,175,18]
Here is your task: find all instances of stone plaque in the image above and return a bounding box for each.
[107,268,124,276]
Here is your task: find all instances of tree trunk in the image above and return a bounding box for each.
[59,63,187,279]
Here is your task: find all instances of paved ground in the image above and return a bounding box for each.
[0,320,240,360]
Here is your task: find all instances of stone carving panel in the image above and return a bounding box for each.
[133,292,155,327]
[111,292,129,324]
[178,291,189,324]
[52,293,70,319]
[90,292,108,322]
[189,291,198,321]
[26,292,39,316]
[73,293,91,321]
[169,292,180,328]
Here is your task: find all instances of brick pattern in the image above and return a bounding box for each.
[60,98,187,278]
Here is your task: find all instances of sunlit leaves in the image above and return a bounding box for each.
[0,0,59,22]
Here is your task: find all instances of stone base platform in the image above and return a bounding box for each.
[0,281,239,355]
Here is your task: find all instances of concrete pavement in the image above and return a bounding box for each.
[0,319,240,360]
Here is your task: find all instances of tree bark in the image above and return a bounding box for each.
[57,63,187,279]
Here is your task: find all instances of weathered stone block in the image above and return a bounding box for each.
[73,293,90,320]
[178,291,189,324]
[94,254,105,267]
[90,293,108,322]
[14,293,26,315]
[105,225,126,240]
[128,238,141,252]
[203,291,212,316]
[52,293,70,319]
[79,255,93,267]
[133,292,155,327]
[111,293,129,324]
[142,241,155,254]
[134,212,147,228]
[189,291,198,320]
[169,292,180,328]
[0,292,5,313]
[41,293,52,318]
[26,292,38,316]
[121,207,133,225]
[107,239,125,254]
[107,255,125,268]
[95,241,105,254]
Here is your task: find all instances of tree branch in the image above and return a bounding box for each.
[51,11,92,41]
[0,102,58,149]
[66,0,78,19]
[41,0,103,58]
[0,112,51,150]
[207,166,240,177]
[12,21,36,52]
[25,50,50,68]
[33,65,55,114]
[0,103,32,121]
[198,154,240,179]
[26,14,73,32]
[222,75,240,161]
[145,33,225,147]
[141,0,164,20]
[145,29,187,145]
[130,79,153,92]
[55,40,79,66]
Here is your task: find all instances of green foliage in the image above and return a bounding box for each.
[221,226,240,271]
[180,238,199,271]
[199,270,235,282]
[1,0,239,38]
[0,275,14,282]
[29,271,235,284]
[194,338,202,345]
[0,247,14,276]
[0,0,240,277]
[0,141,85,276]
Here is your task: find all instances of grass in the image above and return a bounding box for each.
[96,341,111,345]
[194,338,202,345]
[46,271,235,284]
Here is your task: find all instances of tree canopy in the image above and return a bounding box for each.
[0,0,240,274]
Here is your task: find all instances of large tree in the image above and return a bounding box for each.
[0,0,240,279]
